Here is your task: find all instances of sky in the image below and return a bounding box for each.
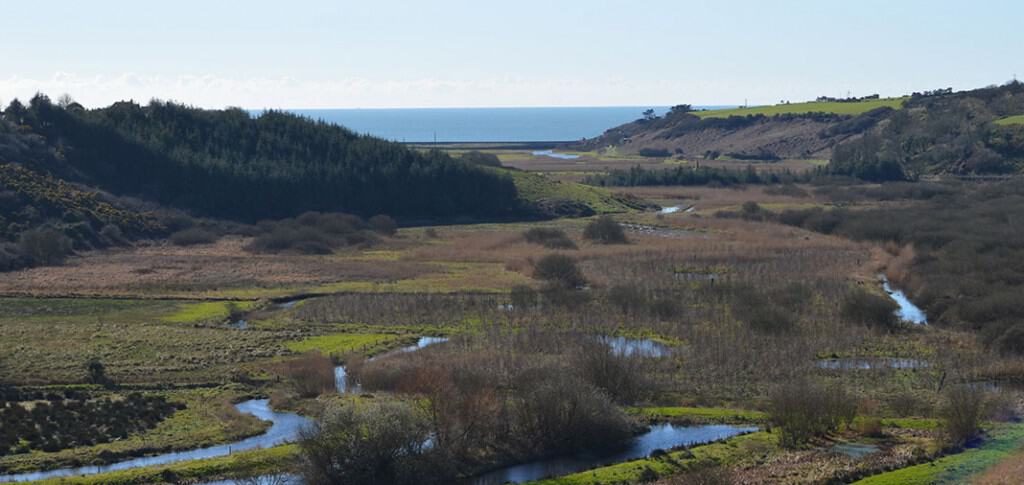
[1,0,1021,109]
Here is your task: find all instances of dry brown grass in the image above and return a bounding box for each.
[972,448,1024,484]
[0,236,435,299]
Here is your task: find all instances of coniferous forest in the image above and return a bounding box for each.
[3,95,519,222]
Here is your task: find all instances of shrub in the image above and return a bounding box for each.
[459,150,502,167]
[532,254,586,288]
[99,224,125,245]
[18,227,73,265]
[368,214,398,236]
[648,298,682,320]
[638,148,671,158]
[277,352,336,398]
[513,369,634,453]
[523,227,577,249]
[510,284,538,310]
[168,227,217,246]
[299,400,453,485]
[583,215,628,244]
[608,284,647,313]
[840,288,899,329]
[941,385,985,448]
[769,378,856,448]
[574,339,650,403]
[994,324,1024,355]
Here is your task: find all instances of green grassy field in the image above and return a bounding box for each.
[495,167,642,213]
[161,300,259,324]
[285,333,410,358]
[32,444,297,485]
[853,422,1024,485]
[695,97,907,119]
[626,406,767,423]
[530,431,776,485]
[994,114,1024,126]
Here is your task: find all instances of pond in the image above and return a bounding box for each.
[881,275,927,324]
[471,424,758,485]
[817,357,929,370]
[0,400,311,483]
[531,149,580,160]
[598,336,671,358]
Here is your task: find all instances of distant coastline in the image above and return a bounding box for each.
[250,106,736,143]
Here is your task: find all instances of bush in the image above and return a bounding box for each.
[648,298,682,320]
[513,369,634,453]
[583,215,628,244]
[459,150,502,167]
[608,284,647,313]
[941,385,985,448]
[169,227,217,246]
[510,284,538,310]
[638,148,671,158]
[532,254,586,288]
[769,378,856,448]
[840,288,899,330]
[368,214,398,236]
[276,352,336,398]
[18,227,73,265]
[574,339,650,403]
[299,400,453,485]
[523,227,577,249]
[99,224,125,245]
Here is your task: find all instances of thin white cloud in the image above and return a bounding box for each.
[0,72,760,109]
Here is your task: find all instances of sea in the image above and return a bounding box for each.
[253,106,733,143]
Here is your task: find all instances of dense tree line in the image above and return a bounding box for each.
[829,82,1024,180]
[2,95,520,222]
[584,164,814,187]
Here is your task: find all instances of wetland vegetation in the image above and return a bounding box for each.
[1,85,1024,485]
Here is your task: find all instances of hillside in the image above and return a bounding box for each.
[577,98,901,160]
[3,95,520,222]
[579,83,1024,180]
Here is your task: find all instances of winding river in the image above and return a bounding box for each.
[0,400,311,483]
[1,335,750,484]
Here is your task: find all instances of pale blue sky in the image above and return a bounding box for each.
[1,0,1020,108]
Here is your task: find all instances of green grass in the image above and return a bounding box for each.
[853,422,1024,485]
[493,167,641,214]
[695,97,906,119]
[530,430,775,485]
[33,444,297,485]
[285,333,409,357]
[0,297,290,385]
[161,301,258,324]
[626,406,767,423]
[994,114,1024,126]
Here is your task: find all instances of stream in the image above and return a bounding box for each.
[471,424,758,484]
[1,335,738,484]
[881,275,927,324]
[0,400,311,483]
